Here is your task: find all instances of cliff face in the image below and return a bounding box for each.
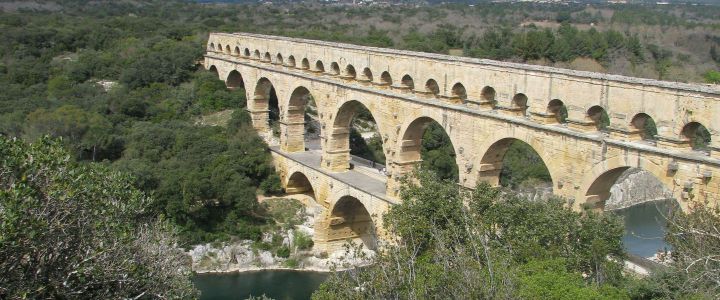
[604,169,674,211]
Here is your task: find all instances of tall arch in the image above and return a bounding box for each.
[630,113,657,141]
[252,77,278,134]
[287,55,296,67]
[583,165,672,212]
[380,71,392,86]
[283,86,316,152]
[425,79,440,96]
[401,75,414,90]
[587,105,610,131]
[325,195,377,250]
[225,70,244,90]
[323,100,386,172]
[477,138,553,189]
[397,116,460,182]
[681,122,711,151]
[330,62,340,75]
[547,99,567,124]
[315,60,325,73]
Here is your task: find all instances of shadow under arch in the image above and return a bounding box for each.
[583,165,676,212]
[324,100,387,172]
[253,77,279,136]
[326,195,377,250]
[397,116,460,182]
[208,65,219,79]
[285,171,317,203]
[225,70,244,89]
[283,85,318,152]
[477,137,553,189]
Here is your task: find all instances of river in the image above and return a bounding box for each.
[613,199,675,257]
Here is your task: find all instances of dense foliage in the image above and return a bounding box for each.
[0,137,197,299]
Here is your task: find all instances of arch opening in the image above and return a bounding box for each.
[225,70,245,90]
[547,99,568,123]
[209,42,215,51]
[328,196,377,250]
[276,53,284,65]
[315,61,325,73]
[380,71,392,86]
[512,93,529,115]
[330,62,340,75]
[234,46,240,56]
[630,113,658,141]
[479,138,552,191]
[286,172,316,200]
[208,65,219,79]
[244,48,250,57]
[216,43,222,52]
[287,55,296,67]
[326,100,386,172]
[681,122,711,151]
[587,105,610,131]
[399,117,459,182]
[263,52,271,62]
[253,50,261,59]
[344,65,356,79]
[284,86,320,152]
[401,75,414,90]
[254,78,280,137]
[451,83,467,101]
[425,79,440,96]
[225,45,231,54]
[362,68,373,82]
[301,58,310,70]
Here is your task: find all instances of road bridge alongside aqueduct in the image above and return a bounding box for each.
[205,32,720,250]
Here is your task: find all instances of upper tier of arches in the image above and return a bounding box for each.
[206,36,718,155]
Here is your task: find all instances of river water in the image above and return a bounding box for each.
[193,200,673,299]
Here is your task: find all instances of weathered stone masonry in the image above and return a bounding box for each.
[205,32,720,249]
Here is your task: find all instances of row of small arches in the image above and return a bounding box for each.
[208,43,713,150]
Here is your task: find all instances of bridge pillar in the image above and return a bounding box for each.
[248,94,269,132]
[280,105,306,152]
[476,162,503,186]
[322,127,351,172]
[386,159,422,197]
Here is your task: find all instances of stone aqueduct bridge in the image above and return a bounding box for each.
[205,32,720,250]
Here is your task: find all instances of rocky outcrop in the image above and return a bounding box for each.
[604,169,673,211]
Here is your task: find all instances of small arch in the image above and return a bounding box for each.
[630,113,658,141]
[681,122,711,150]
[380,71,392,86]
[481,86,496,105]
[587,106,610,131]
[287,55,296,67]
[275,53,283,64]
[209,42,215,51]
[547,99,568,123]
[362,67,373,82]
[244,48,251,57]
[234,46,241,56]
[216,43,223,51]
[451,83,467,101]
[328,196,377,250]
[225,70,244,89]
[315,60,325,73]
[286,171,316,199]
[330,62,340,75]
[263,52,272,62]
[208,65,219,79]
[301,58,310,69]
[425,79,440,96]
[512,93,528,115]
[225,45,231,54]
[253,50,261,59]
[344,65,356,79]
[401,75,414,90]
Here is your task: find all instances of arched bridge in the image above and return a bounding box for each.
[205,32,720,251]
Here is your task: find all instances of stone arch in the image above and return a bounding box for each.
[282,86,316,152]
[285,171,317,199]
[630,113,658,141]
[208,65,219,79]
[287,55,296,67]
[401,74,414,90]
[244,48,251,57]
[225,70,244,90]
[325,195,377,250]
[209,42,215,51]
[323,100,388,172]
[362,67,373,82]
[263,52,272,62]
[547,99,567,124]
[301,58,310,70]
[512,93,529,115]
[330,62,340,75]
[425,79,440,96]
[477,137,554,188]
[587,105,610,131]
[234,46,241,56]
[252,77,278,133]
[216,43,223,52]
[481,86,496,106]
[396,116,461,182]
[380,71,392,86]
[275,53,284,64]
[450,82,467,102]
[225,45,231,54]
[315,60,325,73]
[681,122,712,150]
[580,156,672,212]
[253,49,261,59]
[343,64,356,79]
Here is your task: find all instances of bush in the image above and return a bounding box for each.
[276,246,291,258]
[294,231,314,250]
[260,174,283,196]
